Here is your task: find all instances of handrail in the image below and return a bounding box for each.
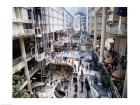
[26,51,35,59]
[29,65,39,77]
[94,51,121,98]
[24,29,34,34]
[110,81,121,98]
[13,56,23,66]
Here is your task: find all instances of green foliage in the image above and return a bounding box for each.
[13,74,22,84]
[12,85,29,98]
[13,74,29,98]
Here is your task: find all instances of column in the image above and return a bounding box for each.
[52,9,55,41]
[52,18,54,51]
[90,9,92,34]
[18,7,21,20]
[64,12,66,31]
[99,7,107,63]
[57,11,59,41]
[93,13,97,50]
[48,8,53,52]
[47,7,51,50]
[19,37,32,93]
[86,8,89,32]
[122,72,127,98]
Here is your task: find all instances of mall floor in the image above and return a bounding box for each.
[37,50,109,98]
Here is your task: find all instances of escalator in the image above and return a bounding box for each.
[95,84,109,98]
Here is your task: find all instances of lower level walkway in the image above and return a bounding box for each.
[37,51,109,98]
[67,77,94,98]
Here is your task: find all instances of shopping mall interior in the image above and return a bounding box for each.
[12,7,127,98]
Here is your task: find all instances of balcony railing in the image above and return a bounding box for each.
[102,64,121,98]
[29,65,39,77]
[13,18,32,23]
[106,23,127,36]
[118,23,127,35]
[13,29,34,37]
[13,52,34,65]
[26,51,35,59]
[13,56,23,66]
[24,29,34,34]
[110,81,121,98]
[94,52,121,98]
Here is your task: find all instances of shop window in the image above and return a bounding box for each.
[27,9,32,20]
[35,28,37,34]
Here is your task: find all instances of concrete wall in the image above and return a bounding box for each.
[119,38,127,57]
[114,37,120,52]
[13,23,24,35]
[21,8,28,20]
[97,16,102,23]
[12,8,16,19]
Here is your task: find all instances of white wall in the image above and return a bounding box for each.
[20,8,28,20]
[12,8,16,19]
[13,23,24,35]
[97,16,102,23]
[119,38,127,57]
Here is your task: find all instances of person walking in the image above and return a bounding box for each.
[73,75,78,84]
[79,74,84,92]
[94,74,98,86]
[122,61,126,71]
[73,83,78,98]
[112,57,118,70]
[78,61,80,72]
[85,78,90,98]
[81,69,83,76]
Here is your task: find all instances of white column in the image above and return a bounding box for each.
[52,9,55,41]
[57,11,59,31]
[19,37,32,93]
[118,16,122,34]
[48,8,54,52]
[48,7,51,34]
[17,7,20,20]
[86,8,88,32]
[99,7,107,63]
[93,13,97,50]
[122,72,127,98]
[90,9,92,34]
[64,12,66,31]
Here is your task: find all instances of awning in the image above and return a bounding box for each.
[61,53,81,59]
[31,82,45,89]
[112,70,125,80]
[106,38,114,44]
[104,57,113,64]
